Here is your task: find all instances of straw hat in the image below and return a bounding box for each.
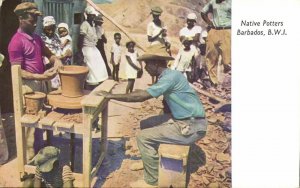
[151,6,163,15]
[137,44,174,61]
[34,146,60,173]
[14,2,42,16]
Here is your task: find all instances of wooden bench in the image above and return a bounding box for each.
[158,144,190,188]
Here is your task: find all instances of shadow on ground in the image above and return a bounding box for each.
[93,139,126,188]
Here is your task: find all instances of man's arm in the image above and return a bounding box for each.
[101,34,107,44]
[148,29,165,43]
[12,63,57,81]
[193,33,200,43]
[111,52,115,66]
[42,46,62,68]
[95,90,153,102]
[201,12,214,27]
[77,34,84,51]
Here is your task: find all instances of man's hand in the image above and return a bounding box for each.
[43,67,57,80]
[92,90,112,99]
[49,56,63,69]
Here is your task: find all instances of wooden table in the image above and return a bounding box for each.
[11,65,115,187]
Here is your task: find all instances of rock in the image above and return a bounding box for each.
[129,161,144,171]
[208,117,218,123]
[125,150,131,156]
[208,182,220,188]
[124,141,133,150]
[203,176,210,185]
[206,165,214,174]
[216,153,230,163]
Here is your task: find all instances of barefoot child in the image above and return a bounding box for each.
[125,41,142,93]
[172,37,198,83]
[110,33,122,82]
[58,23,72,65]
[23,146,75,188]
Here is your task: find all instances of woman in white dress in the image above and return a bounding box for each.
[125,41,142,93]
[78,6,108,90]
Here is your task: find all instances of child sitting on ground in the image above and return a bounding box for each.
[34,146,74,187]
[58,23,72,65]
[125,41,142,93]
[110,32,122,82]
[172,37,198,83]
[23,146,74,187]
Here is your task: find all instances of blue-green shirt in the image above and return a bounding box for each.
[147,69,205,119]
[202,0,231,27]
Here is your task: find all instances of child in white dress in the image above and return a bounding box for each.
[125,41,142,93]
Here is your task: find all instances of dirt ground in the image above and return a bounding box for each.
[0,65,231,187]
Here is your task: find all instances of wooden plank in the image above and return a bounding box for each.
[39,111,65,130]
[54,121,74,132]
[100,106,108,155]
[81,80,115,107]
[82,112,92,188]
[11,65,26,178]
[21,114,40,127]
[91,105,108,178]
[91,152,106,178]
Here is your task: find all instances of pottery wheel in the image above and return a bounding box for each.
[47,90,91,109]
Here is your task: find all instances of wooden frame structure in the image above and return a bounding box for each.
[11,65,115,187]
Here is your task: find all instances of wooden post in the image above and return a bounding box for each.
[11,65,26,179]
[100,105,108,154]
[82,110,92,188]
[70,133,75,171]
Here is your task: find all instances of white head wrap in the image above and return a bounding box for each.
[85,6,97,15]
[58,23,69,33]
[43,16,56,27]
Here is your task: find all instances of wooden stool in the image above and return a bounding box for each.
[158,144,190,188]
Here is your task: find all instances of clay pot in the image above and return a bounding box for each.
[24,92,46,115]
[59,65,89,98]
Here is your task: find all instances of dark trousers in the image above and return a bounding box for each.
[112,64,120,81]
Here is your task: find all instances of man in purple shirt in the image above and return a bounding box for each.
[8,2,62,160]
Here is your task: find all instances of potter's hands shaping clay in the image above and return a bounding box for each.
[43,67,57,80]
[53,58,63,70]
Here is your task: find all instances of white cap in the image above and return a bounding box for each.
[43,16,56,27]
[187,13,197,20]
[58,23,69,32]
[200,30,208,44]
[85,6,97,15]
